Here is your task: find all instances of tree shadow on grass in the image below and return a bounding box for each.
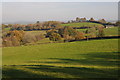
[26,52,119,78]
[2,52,119,79]
[2,64,119,79]
[25,65,118,78]
[46,58,119,67]
[80,52,120,60]
[28,52,120,67]
[2,66,55,78]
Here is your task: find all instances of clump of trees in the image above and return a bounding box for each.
[2,30,24,47]
[85,27,97,38]
[46,26,85,42]
[74,32,85,40]
[49,33,62,41]
[84,25,105,40]
[76,17,86,22]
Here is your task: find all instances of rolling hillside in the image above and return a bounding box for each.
[2,39,119,78]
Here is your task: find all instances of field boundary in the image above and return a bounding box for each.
[69,36,120,42]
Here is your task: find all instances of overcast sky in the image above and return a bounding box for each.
[1,2,118,24]
[1,0,119,2]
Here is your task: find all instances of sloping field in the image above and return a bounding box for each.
[61,22,103,27]
[2,39,119,78]
[104,27,119,36]
[77,27,119,37]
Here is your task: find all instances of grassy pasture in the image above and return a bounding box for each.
[2,39,119,78]
[77,29,87,32]
[104,27,119,36]
[3,27,11,31]
[77,27,119,36]
[61,22,103,27]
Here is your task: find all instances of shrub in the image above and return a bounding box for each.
[22,32,37,44]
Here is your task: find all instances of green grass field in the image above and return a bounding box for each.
[2,38,119,78]
[3,27,11,31]
[77,27,119,36]
[61,22,103,27]
[104,27,119,36]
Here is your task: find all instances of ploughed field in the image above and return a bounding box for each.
[2,38,119,78]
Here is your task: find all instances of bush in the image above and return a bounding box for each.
[22,32,37,44]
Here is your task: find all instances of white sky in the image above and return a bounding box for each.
[0,0,119,24]
[1,0,120,2]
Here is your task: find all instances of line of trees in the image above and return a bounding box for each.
[2,21,61,31]
[68,17,120,26]
[68,17,107,24]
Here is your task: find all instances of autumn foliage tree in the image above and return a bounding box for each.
[97,26,105,38]
[58,26,85,41]
[2,30,24,47]
[49,33,62,41]
[75,32,85,40]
